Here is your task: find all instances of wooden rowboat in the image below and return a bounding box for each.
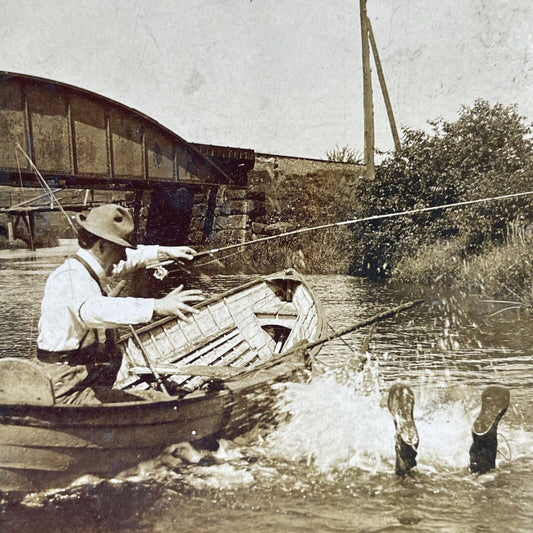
[0,269,327,493]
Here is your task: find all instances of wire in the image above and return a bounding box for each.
[15,143,78,235]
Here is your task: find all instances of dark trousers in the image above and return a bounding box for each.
[38,346,140,405]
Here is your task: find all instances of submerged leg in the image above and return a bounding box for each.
[388,383,419,476]
[469,385,510,474]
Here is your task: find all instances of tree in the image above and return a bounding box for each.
[349,99,533,277]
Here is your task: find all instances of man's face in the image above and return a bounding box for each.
[104,241,127,274]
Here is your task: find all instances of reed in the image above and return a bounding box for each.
[393,218,532,301]
[463,222,532,301]
[205,227,354,275]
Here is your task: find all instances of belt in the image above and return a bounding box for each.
[37,343,99,366]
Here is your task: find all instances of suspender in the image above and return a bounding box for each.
[72,255,106,296]
[71,255,117,354]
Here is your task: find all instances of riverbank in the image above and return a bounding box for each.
[392,233,532,301]
[0,239,78,260]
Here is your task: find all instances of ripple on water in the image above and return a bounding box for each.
[0,264,532,532]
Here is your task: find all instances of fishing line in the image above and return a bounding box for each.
[326,322,357,353]
[488,305,525,316]
[160,188,533,272]
[496,433,512,461]
[15,143,78,235]
[14,147,37,358]
[14,148,35,252]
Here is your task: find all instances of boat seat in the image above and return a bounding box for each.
[0,358,55,405]
[255,301,297,328]
[254,301,297,316]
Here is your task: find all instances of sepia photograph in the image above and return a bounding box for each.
[0,1,532,531]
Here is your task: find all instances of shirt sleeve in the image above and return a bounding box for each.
[79,295,155,328]
[112,245,160,276]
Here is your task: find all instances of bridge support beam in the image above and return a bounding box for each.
[7,220,14,245]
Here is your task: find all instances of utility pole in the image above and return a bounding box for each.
[360,0,375,180]
[368,19,401,152]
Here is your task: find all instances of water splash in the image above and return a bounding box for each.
[263,370,381,473]
[265,358,395,473]
[262,356,527,475]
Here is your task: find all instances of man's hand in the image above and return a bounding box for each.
[158,246,197,263]
[153,285,204,320]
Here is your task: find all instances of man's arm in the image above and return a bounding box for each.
[79,287,204,327]
[156,246,196,263]
[113,245,197,276]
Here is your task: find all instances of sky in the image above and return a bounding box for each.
[2,0,532,159]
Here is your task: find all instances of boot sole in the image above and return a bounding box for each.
[473,385,510,436]
[388,382,419,447]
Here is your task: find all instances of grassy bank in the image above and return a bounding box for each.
[205,226,354,275]
[392,222,532,302]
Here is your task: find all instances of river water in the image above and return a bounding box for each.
[0,247,532,532]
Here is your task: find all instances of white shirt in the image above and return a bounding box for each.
[37,245,160,352]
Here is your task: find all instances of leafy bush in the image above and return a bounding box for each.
[349,100,533,279]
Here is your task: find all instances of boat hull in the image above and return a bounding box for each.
[0,353,307,492]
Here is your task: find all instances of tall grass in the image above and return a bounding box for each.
[205,227,354,275]
[393,218,532,301]
[463,221,532,301]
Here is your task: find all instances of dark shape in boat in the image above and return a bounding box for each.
[388,383,419,476]
[469,385,510,474]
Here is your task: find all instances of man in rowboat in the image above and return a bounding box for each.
[37,203,204,405]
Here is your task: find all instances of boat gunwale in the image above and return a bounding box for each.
[0,352,307,420]
[117,268,307,342]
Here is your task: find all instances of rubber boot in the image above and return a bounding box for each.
[469,385,510,474]
[388,383,419,476]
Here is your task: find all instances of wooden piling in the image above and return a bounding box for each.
[360,0,375,180]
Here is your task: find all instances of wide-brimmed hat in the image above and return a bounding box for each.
[75,204,135,247]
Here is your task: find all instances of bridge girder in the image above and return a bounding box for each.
[0,72,252,191]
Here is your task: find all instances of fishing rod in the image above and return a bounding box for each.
[149,189,533,273]
[15,143,78,235]
[14,142,533,274]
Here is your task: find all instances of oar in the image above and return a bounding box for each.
[236,298,425,378]
[300,298,424,353]
[128,324,169,395]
